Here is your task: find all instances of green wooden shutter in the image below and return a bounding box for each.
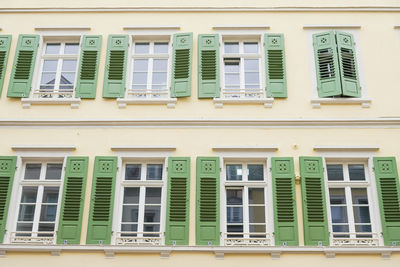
[198,34,220,98]
[0,35,12,96]
[57,157,88,245]
[75,35,102,99]
[7,34,39,98]
[0,156,17,243]
[102,35,128,98]
[196,157,220,245]
[313,31,342,98]
[86,156,117,244]
[171,33,192,98]
[264,34,287,98]
[271,157,298,246]
[336,31,361,97]
[373,157,400,246]
[299,156,329,246]
[165,157,190,245]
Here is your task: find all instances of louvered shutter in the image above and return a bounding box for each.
[57,157,88,245]
[196,157,220,245]
[198,34,220,98]
[86,156,117,244]
[165,157,190,245]
[102,35,128,98]
[0,156,17,243]
[299,157,329,246]
[264,34,287,98]
[0,35,12,96]
[336,31,361,97]
[313,31,342,98]
[373,157,400,246]
[7,34,39,98]
[171,33,192,98]
[271,157,298,245]
[75,35,102,99]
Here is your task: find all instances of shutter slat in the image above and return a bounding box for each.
[171,33,192,98]
[264,34,287,98]
[198,34,220,98]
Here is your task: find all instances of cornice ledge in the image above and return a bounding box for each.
[213,25,270,30]
[111,146,176,152]
[213,146,278,152]
[35,26,91,31]
[303,24,361,29]
[123,25,180,30]
[313,145,380,152]
[11,145,76,151]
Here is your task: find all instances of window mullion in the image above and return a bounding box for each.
[32,185,44,236]
[138,186,146,237]
[243,186,249,238]
[147,58,153,97]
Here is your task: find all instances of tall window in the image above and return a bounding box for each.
[222,40,262,99]
[116,162,165,245]
[12,161,63,243]
[36,40,80,98]
[129,40,170,99]
[326,162,378,245]
[224,162,269,245]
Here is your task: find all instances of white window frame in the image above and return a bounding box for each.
[304,26,371,108]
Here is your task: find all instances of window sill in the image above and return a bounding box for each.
[311,98,371,108]
[213,98,274,108]
[116,98,177,109]
[21,98,81,109]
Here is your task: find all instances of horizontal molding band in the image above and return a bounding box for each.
[0,118,400,128]
[1,7,400,13]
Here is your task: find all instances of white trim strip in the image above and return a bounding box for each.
[123,25,180,30]
[35,26,91,31]
[303,24,362,29]
[213,146,278,152]
[111,146,176,151]
[313,145,380,152]
[213,25,270,30]
[11,145,76,151]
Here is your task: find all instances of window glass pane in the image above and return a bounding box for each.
[125,164,141,180]
[226,165,242,181]
[146,164,162,180]
[152,72,167,86]
[226,189,242,204]
[227,207,243,223]
[45,43,61,54]
[64,43,79,54]
[225,74,240,86]
[38,223,55,236]
[351,188,368,204]
[143,224,160,234]
[244,59,259,71]
[349,164,366,181]
[144,206,161,223]
[18,205,36,221]
[133,59,148,71]
[20,186,38,203]
[135,43,150,54]
[24,164,41,180]
[249,225,266,233]
[132,73,148,85]
[153,59,168,71]
[244,73,259,86]
[332,224,349,233]
[248,165,263,181]
[42,187,59,203]
[224,60,240,72]
[244,42,258,53]
[42,60,58,72]
[353,206,371,224]
[121,224,138,233]
[61,60,77,72]
[329,188,346,204]
[249,206,265,223]
[331,206,348,223]
[123,187,140,204]
[60,73,76,85]
[16,223,33,234]
[122,206,139,222]
[40,205,57,221]
[227,225,243,235]
[249,188,264,204]
[327,164,344,181]
[145,188,161,204]
[154,42,169,54]
[355,225,372,233]
[45,163,62,180]
[224,42,239,53]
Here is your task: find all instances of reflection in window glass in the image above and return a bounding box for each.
[226,165,242,181]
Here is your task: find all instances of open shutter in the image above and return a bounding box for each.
[196,157,220,245]
[7,34,39,98]
[300,156,329,246]
[373,157,400,246]
[336,31,361,97]
[57,157,88,245]
[313,31,342,98]
[264,34,287,98]
[198,34,220,98]
[75,35,102,99]
[171,33,192,98]
[0,156,17,243]
[0,35,12,96]
[102,35,128,98]
[86,156,117,244]
[165,157,190,245]
[271,157,298,246]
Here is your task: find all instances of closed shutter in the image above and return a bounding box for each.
[336,31,361,97]
[165,157,190,245]
[264,34,287,98]
[171,33,192,98]
[102,35,128,98]
[0,156,17,243]
[86,156,117,244]
[373,157,400,246]
[0,35,12,96]
[7,34,39,98]
[198,34,220,98]
[312,31,342,98]
[299,156,329,246]
[271,157,298,245]
[57,157,89,245]
[75,35,102,99]
[196,157,220,245]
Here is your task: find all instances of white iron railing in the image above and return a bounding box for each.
[331,232,379,246]
[115,232,163,246]
[126,89,169,99]
[32,88,74,99]
[10,231,55,245]
[221,89,265,99]
[224,233,272,246]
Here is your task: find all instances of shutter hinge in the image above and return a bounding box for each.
[166,167,168,171]
[372,167,375,172]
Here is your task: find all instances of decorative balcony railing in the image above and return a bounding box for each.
[126,88,169,99]
[32,88,74,99]
[10,231,55,245]
[221,89,265,99]
[224,232,272,246]
[331,232,379,246]
[115,232,163,246]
